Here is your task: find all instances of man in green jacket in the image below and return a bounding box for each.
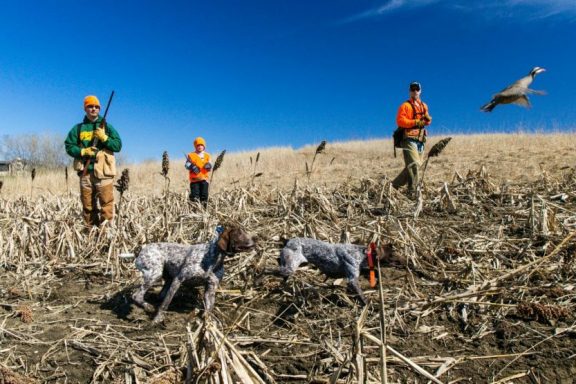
[64,95,122,226]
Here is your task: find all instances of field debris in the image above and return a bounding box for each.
[0,163,575,382]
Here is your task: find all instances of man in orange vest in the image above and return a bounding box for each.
[185,137,212,206]
[392,81,432,196]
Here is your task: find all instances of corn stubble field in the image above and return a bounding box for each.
[1,133,575,383]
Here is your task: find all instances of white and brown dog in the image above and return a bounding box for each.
[132,225,257,323]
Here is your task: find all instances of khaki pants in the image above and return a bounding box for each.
[80,173,114,226]
[392,139,424,193]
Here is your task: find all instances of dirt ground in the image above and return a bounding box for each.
[1,239,575,383]
[1,138,576,383]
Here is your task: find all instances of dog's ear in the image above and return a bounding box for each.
[217,227,232,252]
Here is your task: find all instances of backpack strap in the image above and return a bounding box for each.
[76,123,88,148]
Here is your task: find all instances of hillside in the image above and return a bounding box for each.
[0,132,575,383]
[1,133,574,198]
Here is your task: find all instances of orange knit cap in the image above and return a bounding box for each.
[83,95,100,108]
[194,137,206,148]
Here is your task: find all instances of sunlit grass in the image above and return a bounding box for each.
[1,132,574,199]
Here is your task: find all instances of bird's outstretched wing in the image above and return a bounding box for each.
[525,88,546,95]
[512,95,531,108]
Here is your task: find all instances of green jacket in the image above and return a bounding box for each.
[64,116,122,172]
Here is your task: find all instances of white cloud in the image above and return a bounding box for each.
[345,0,576,22]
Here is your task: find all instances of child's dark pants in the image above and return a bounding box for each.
[190,180,209,206]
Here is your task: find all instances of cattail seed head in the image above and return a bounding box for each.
[315,140,326,155]
[31,168,36,182]
[428,137,452,158]
[0,180,3,192]
[65,166,68,182]
[213,150,226,172]
[115,168,130,195]
[161,151,170,177]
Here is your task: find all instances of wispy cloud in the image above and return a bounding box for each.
[343,0,576,23]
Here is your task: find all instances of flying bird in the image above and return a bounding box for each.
[481,67,546,112]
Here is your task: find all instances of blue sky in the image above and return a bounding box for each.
[0,0,575,162]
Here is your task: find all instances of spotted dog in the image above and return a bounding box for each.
[279,238,392,304]
[132,225,257,323]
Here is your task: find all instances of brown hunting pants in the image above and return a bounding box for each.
[392,139,424,193]
[79,173,114,226]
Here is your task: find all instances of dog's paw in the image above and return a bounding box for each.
[143,303,156,314]
[152,313,165,324]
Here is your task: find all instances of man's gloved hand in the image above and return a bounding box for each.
[414,119,425,128]
[423,113,432,122]
[203,162,212,171]
[81,147,97,158]
[94,126,108,142]
[191,165,200,174]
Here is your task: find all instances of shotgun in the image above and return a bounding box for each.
[82,90,115,176]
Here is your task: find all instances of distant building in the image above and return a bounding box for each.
[0,161,10,176]
[11,158,26,175]
[0,158,27,176]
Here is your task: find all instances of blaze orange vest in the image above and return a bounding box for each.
[396,99,430,141]
[187,152,211,182]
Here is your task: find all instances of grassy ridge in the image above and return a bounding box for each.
[1,132,574,198]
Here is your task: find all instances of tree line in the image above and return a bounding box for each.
[0,133,69,169]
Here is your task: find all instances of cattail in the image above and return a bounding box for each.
[30,168,36,199]
[161,151,170,177]
[209,150,226,183]
[315,140,326,155]
[213,150,226,172]
[65,166,70,195]
[115,168,130,195]
[419,137,452,188]
[427,137,452,158]
[115,168,130,217]
[0,180,3,193]
[250,152,262,185]
[307,140,327,179]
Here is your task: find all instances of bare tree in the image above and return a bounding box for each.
[0,133,68,169]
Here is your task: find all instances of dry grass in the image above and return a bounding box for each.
[1,133,573,199]
[0,132,575,383]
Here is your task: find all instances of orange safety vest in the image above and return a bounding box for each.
[187,152,211,182]
[396,99,431,141]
